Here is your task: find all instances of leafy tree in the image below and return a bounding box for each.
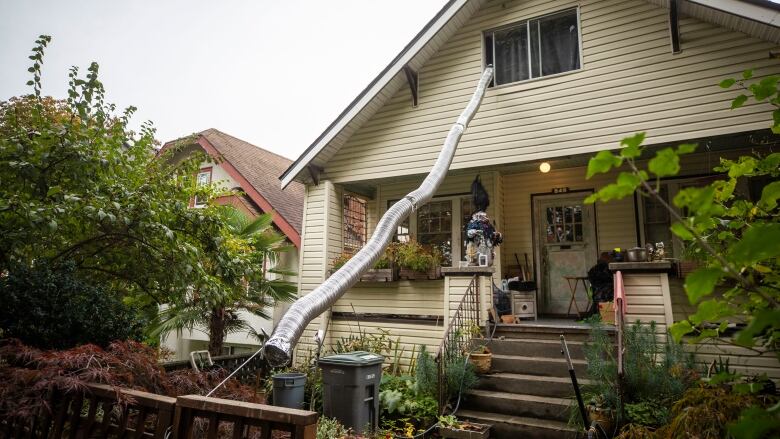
[585,69,780,437]
[0,261,143,349]
[153,208,297,356]
[0,36,297,351]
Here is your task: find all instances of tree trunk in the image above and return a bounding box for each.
[207,307,227,356]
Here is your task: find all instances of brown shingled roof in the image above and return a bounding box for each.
[199,129,305,234]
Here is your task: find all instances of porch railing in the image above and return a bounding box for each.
[436,275,480,413]
[0,382,317,439]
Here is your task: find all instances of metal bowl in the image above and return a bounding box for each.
[626,247,648,262]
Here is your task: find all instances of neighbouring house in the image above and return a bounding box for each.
[160,129,304,360]
[279,0,779,436]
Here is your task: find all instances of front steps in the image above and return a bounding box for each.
[459,323,608,439]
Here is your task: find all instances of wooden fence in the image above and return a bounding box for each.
[0,383,317,439]
[162,352,267,386]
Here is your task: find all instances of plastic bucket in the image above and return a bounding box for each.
[272,372,306,409]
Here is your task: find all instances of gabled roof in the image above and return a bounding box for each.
[280,0,780,188]
[163,129,304,248]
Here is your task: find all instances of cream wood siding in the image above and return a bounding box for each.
[686,340,780,380]
[622,272,673,336]
[293,183,328,363]
[322,0,776,184]
[329,319,444,370]
[335,280,445,317]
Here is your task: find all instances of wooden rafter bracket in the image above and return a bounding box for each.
[403,65,419,107]
[670,0,682,54]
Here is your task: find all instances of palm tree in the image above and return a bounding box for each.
[153,206,297,356]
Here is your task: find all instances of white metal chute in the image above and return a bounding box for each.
[263,66,495,367]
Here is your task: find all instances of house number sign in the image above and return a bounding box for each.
[552,187,570,193]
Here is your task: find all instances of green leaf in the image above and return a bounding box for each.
[729,223,780,265]
[676,143,697,154]
[619,132,646,159]
[689,299,732,324]
[684,267,724,304]
[587,150,623,179]
[670,222,694,240]
[719,78,736,88]
[731,94,749,109]
[736,309,780,347]
[648,148,680,177]
[759,181,780,209]
[729,406,780,439]
[742,69,753,80]
[670,320,694,343]
[674,186,716,216]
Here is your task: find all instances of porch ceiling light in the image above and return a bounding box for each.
[539,162,551,173]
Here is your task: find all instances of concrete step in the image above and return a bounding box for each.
[492,323,612,341]
[458,409,579,439]
[491,354,588,377]
[461,389,573,422]
[476,372,590,398]
[486,337,585,358]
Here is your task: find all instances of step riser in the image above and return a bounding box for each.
[492,357,588,377]
[487,340,585,358]
[493,330,593,342]
[476,376,576,398]
[459,417,579,439]
[462,395,571,422]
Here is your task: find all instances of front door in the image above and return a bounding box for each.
[533,193,597,316]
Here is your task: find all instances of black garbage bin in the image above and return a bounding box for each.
[318,351,384,434]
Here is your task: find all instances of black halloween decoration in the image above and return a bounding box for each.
[471,175,490,212]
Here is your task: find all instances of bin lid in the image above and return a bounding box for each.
[319,351,384,366]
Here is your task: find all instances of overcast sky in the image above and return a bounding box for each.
[0,1,448,159]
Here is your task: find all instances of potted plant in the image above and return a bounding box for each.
[395,239,443,280]
[330,248,397,282]
[438,415,490,439]
[467,323,492,374]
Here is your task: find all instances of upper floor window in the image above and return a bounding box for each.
[485,8,580,86]
[343,194,367,255]
[193,167,212,207]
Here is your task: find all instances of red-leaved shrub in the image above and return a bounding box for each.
[0,339,262,420]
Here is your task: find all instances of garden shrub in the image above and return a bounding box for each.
[0,262,144,349]
[581,320,697,433]
[0,339,260,421]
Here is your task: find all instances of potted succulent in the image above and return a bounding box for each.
[395,239,443,280]
[330,248,397,282]
[438,415,490,439]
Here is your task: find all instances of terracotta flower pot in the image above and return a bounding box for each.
[469,352,492,374]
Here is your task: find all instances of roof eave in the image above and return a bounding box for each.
[279,0,468,189]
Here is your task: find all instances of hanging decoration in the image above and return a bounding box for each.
[465,176,503,266]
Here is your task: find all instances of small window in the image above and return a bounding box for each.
[387,200,411,243]
[417,200,453,266]
[343,194,367,255]
[485,8,580,86]
[193,168,212,207]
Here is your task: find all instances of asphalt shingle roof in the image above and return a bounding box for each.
[200,128,304,234]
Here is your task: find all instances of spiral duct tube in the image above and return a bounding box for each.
[263,66,494,367]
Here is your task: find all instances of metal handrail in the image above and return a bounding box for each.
[436,275,480,413]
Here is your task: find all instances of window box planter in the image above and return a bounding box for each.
[398,266,442,280]
[439,422,491,439]
[359,266,396,282]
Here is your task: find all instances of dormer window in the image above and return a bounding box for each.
[484,8,581,86]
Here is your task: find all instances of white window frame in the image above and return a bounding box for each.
[483,7,583,88]
[193,167,212,208]
[388,195,472,267]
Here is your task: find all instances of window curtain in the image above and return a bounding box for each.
[494,24,529,85]
[538,12,579,76]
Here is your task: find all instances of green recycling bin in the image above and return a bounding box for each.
[318,351,384,434]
